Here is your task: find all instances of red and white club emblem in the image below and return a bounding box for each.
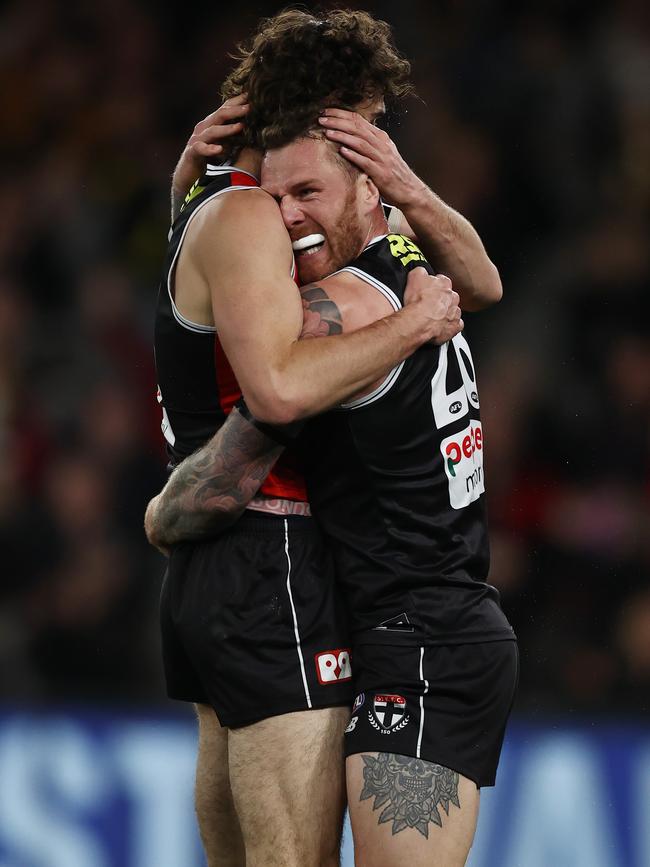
[372,694,407,729]
[315,649,352,684]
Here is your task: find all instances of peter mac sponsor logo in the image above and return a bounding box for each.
[441,421,485,509]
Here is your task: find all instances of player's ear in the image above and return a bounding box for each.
[360,174,380,214]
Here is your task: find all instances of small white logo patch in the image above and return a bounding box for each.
[315,649,352,684]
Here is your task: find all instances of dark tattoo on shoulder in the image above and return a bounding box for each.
[359,753,460,838]
[300,285,343,337]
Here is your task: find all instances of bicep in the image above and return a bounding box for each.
[191,196,303,383]
[300,274,395,337]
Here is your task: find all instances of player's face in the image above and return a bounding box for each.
[261,137,370,284]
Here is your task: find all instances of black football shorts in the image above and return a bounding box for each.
[160,511,354,727]
[343,638,518,787]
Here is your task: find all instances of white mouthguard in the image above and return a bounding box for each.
[292,234,325,252]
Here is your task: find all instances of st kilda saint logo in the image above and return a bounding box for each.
[369,694,410,734]
[315,649,352,684]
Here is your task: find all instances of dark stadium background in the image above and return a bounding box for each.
[1,1,649,865]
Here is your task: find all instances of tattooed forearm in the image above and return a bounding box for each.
[359,753,460,838]
[300,285,343,337]
[147,408,283,548]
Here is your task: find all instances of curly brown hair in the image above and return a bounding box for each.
[221,7,413,150]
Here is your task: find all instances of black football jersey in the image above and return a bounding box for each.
[303,234,514,644]
[154,163,307,500]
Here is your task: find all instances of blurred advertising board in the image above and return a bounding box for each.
[0,709,647,867]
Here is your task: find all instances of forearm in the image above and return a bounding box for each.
[316,109,501,311]
[401,184,502,312]
[171,183,185,223]
[149,408,283,547]
[170,173,189,224]
[250,304,431,424]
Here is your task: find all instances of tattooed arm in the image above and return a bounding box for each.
[299,285,343,337]
[144,286,344,552]
[145,407,283,552]
[187,194,462,426]
[146,275,459,550]
[144,283,347,551]
[144,287,342,551]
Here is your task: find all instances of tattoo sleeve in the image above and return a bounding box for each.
[151,407,284,546]
[359,753,460,838]
[300,285,343,338]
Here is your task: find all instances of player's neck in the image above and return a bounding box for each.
[362,211,389,248]
[234,147,262,179]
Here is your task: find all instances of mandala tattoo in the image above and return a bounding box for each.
[359,753,460,838]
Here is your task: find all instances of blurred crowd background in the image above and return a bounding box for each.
[1,0,648,716]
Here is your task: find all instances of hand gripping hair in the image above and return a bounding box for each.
[221,8,414,151]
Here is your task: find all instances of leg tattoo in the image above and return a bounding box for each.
[359,753,460,838]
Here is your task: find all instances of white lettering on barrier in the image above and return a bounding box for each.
[112,724,200,867]
[0,718,110,867]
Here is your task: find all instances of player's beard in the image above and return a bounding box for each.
[299,184,367,284]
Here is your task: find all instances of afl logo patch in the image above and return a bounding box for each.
[449,401,463,414]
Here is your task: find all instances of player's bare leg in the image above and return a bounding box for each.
[347,753,479,867]
[228,707,349,867]
[194,703,245,867]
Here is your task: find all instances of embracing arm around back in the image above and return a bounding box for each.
[145,265,459,550]
[185,189,459,425]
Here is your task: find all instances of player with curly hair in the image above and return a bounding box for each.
[148,8,504,866]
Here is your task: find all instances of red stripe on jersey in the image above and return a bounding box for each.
[213,336,308,502]
[230,171,259,188]
[261,453,308,500]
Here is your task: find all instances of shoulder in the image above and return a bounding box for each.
[191,186,283,236]
[302,267,395,335]
[185,186,292,269]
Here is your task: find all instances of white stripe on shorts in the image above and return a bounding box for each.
[284,519,312,708]
[416,646,429,758]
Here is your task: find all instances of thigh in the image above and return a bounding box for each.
[194,704,245,867]
[342,639,518,865]
[345,639,518,788]
[347,754,479,867]
[228,707,349,867]
[176,513,353,727]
